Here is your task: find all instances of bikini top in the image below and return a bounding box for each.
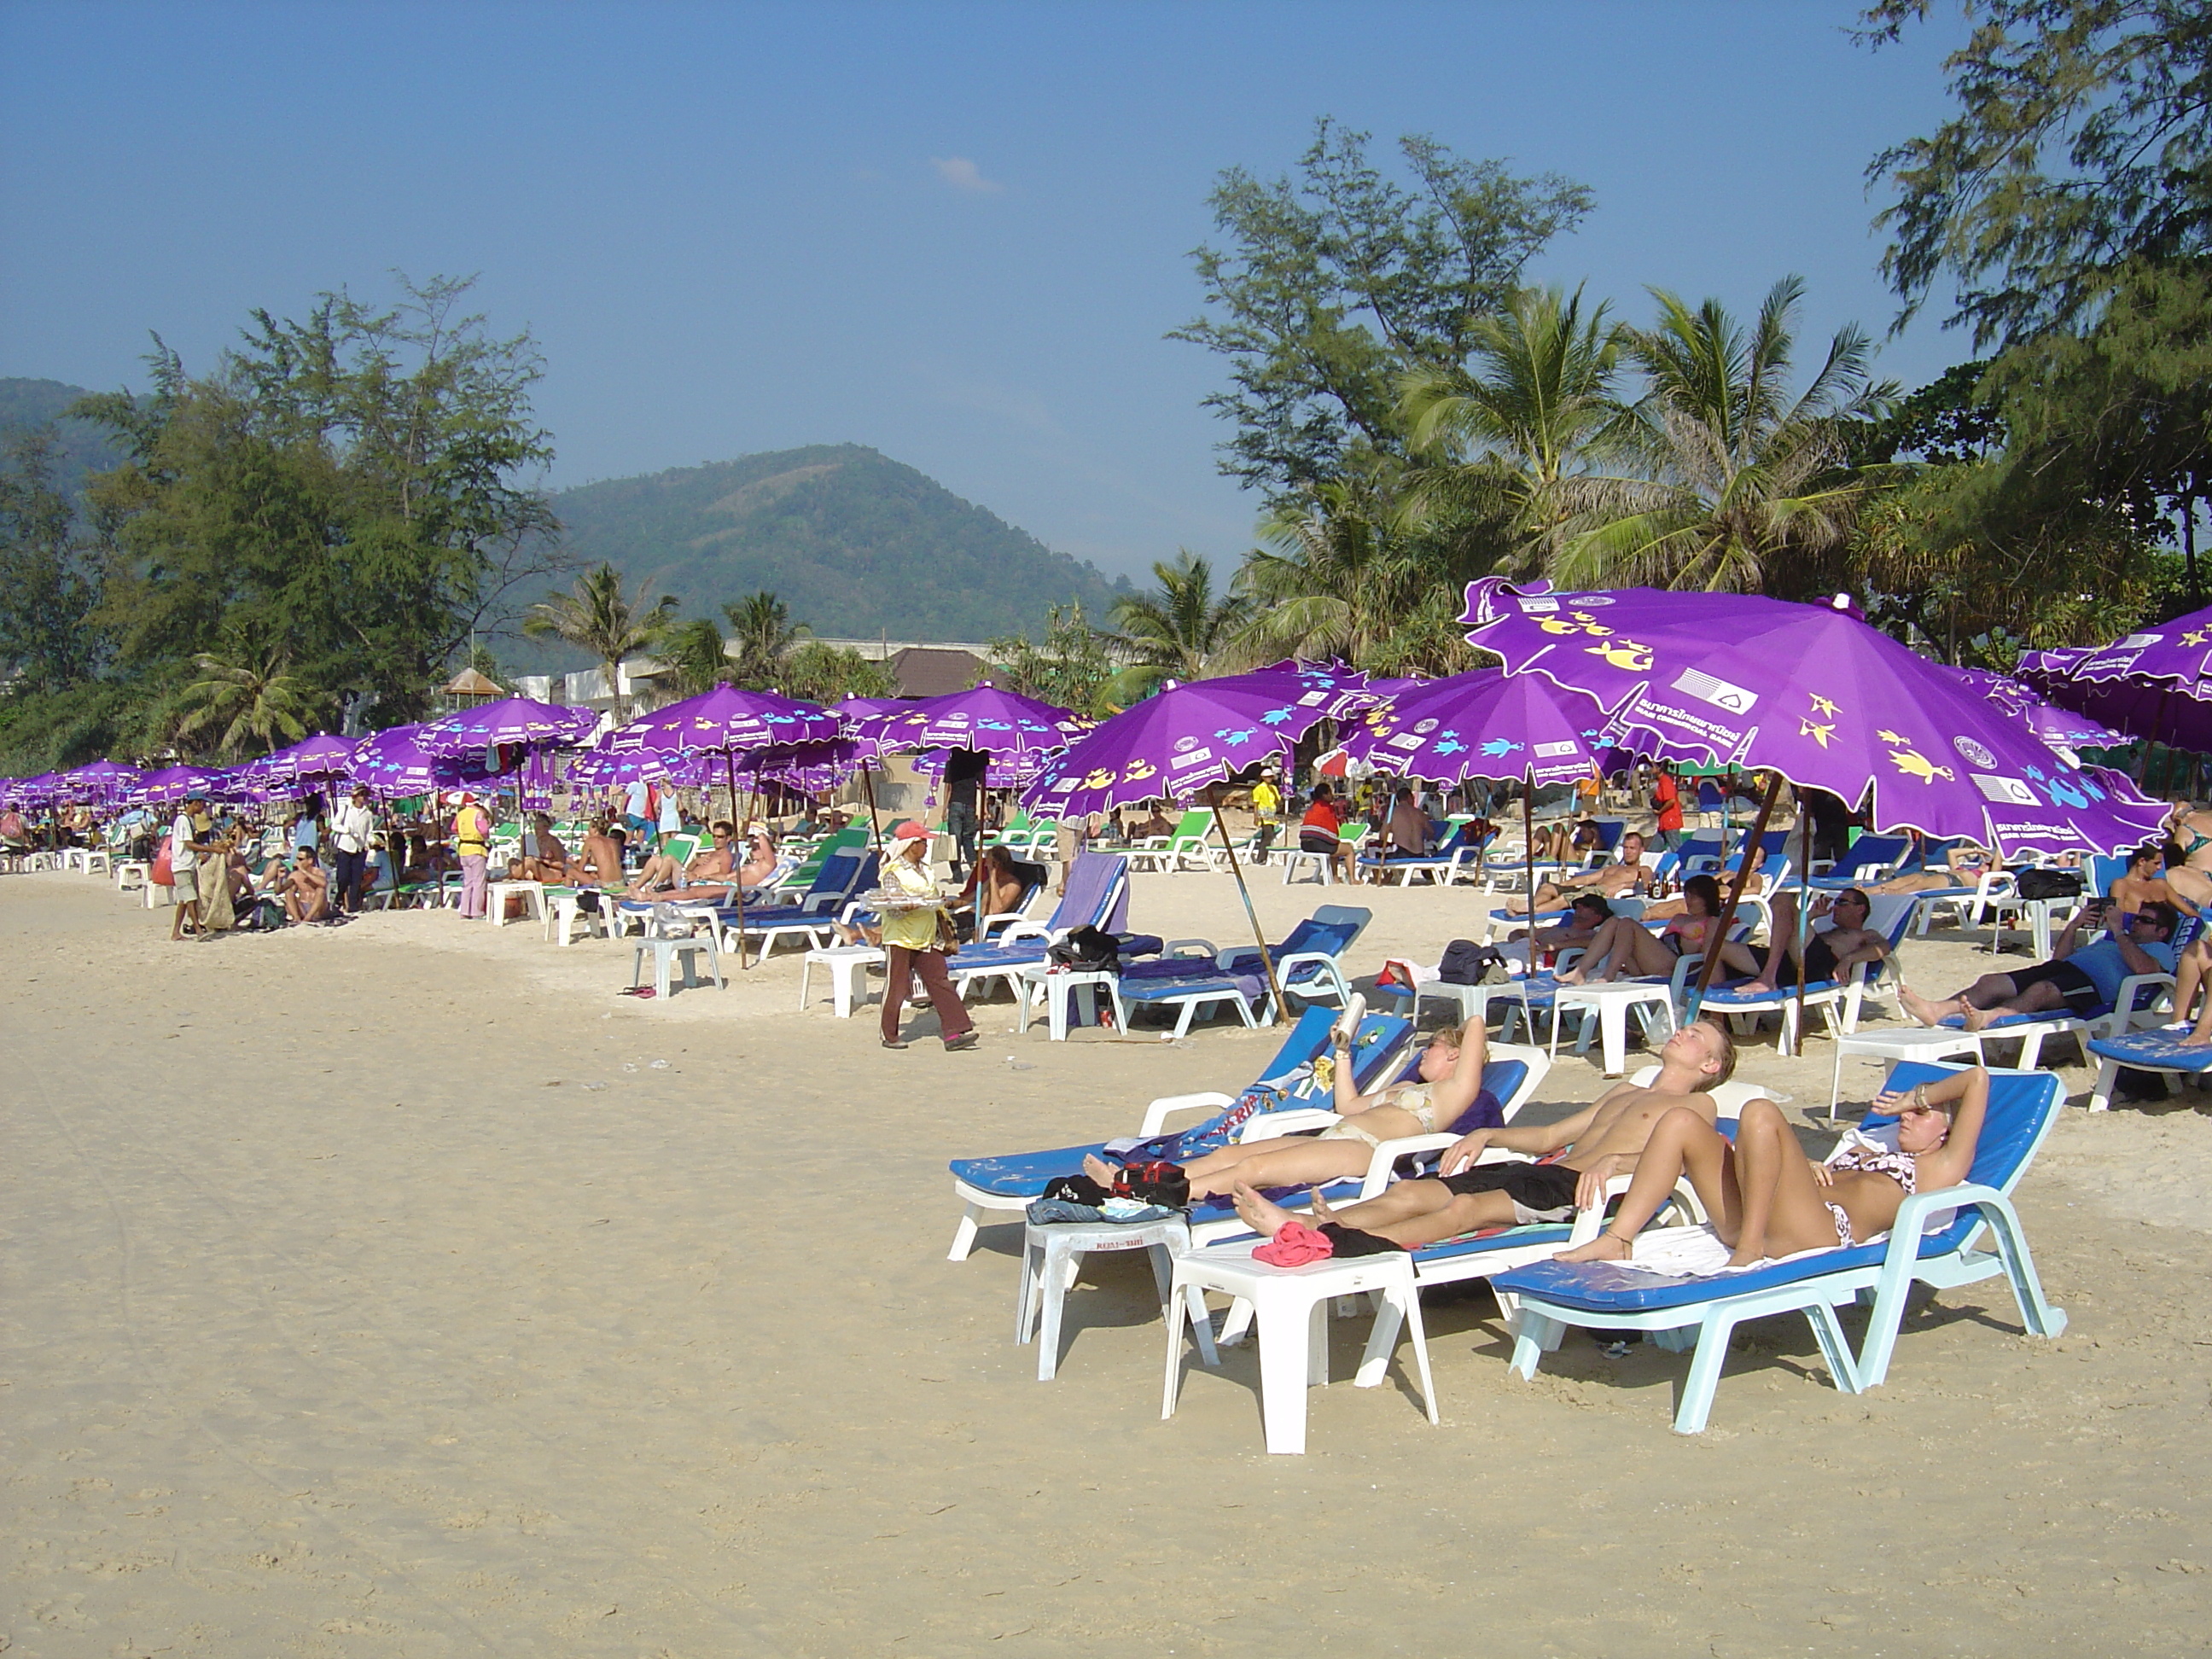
[1831,1140,1918,1196]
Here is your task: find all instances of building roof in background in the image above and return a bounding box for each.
[888,647,985,697]
[444,667,504,697]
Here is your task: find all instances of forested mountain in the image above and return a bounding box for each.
[550,445,1128,639]
[0,377,123,495]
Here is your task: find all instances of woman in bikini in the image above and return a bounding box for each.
[1558,1065,1990,1270]
[1083,1016,1502,1202]
[1557,874,1749,984]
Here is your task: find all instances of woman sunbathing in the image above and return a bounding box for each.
[622,821,737,897]
[1084,1015,1502,1202]
[1557,1065,1991,1269]
[1557,874,1749,984]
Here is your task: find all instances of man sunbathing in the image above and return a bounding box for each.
[1228,1018,1737,1253]
[1900,900,2178,1033]
[1862,842,1992,895]
[280,847,331,923]
[1085,1016,1505,1202]
[1558,1065,1991,1268]
[621,820,737,897]
[1498,831,1654,914]
[578,818,627,883]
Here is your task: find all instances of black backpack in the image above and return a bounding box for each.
[1438,938,1509,985]
[2016,869,2083,901]
[1046,925,1121,971]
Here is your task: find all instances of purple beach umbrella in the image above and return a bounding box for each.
[346,725,495,800]
[132,764,222,806]
[848,684,1086,756]
[415,696,601,760]
[55,760,144,802]
[1932,665,2133,757]
[1458,579,2166,858]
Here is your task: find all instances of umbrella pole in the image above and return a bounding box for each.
[1793,796,1813,1055]
[723,748,748,970]
[859,763,883,841]
[1690,771,1783,1021]
[1212,784,1289,1025]
[1522,765,1535,930]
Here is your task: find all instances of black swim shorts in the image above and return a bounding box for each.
[2005,959,2100,1012]
[1436,1159,1581,1223]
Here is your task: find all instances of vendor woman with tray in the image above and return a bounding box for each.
[869,819,979,1052]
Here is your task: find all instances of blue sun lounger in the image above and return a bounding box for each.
[945,852,1146,1004]
[945,1004,1413,1260]
[1113,906,1372,1035]
[2085,1026,2212,1110]
[1490,1062,2068,1432]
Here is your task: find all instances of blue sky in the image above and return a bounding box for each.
[0,1,1971,583]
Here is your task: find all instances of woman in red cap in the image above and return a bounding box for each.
[876,820,978,1051]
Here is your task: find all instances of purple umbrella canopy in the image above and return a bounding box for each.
[346,725,497,799]
[264,733,359,780]
[848,684,1086,757]
[131,764,224,805]
[1931,664,2133,756]
[415,696,601,760]
[1021,670,1349,818]
[1341,668,1619,787]
[5,771,61,806]
[2017,643,2212,752]
[1458,579,2168,855]
[564,747,715,790]
[603,685,841,758]
[2067,603,2212,699]
[55,759,145,801]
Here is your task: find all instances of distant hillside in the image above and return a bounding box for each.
[550,445,1128,641]
[0,377,125,498]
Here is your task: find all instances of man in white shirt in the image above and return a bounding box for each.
[329,786,376,914]
[624,778,652,845]
[167,791,213,942]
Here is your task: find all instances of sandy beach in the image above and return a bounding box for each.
[7,866,2212,1656]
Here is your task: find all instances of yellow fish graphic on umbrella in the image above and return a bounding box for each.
[1877,731,1955,783]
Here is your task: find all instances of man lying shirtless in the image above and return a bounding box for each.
[1229,1017,1736,1253]
[1085,1014,1504,1202]
[1496,831,1654,915]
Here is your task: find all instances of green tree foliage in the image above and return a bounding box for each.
[523,562,677,716]
[1104,552,1251,700]
[1551,278,1893,594]
[663,615,732,696]
[44,275,564,760]
[173,649,315,760]
[985,602,1119,716]
[723,590,807,686]
[1171,119,1592,500]
[775,639,898,704]
[0,428,104,690]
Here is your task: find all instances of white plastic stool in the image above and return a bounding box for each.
[630,937,724,998]
[115,860,149,894]
[1278,847,1333,885]
[544,890,608,946]
[486,880,544,927]
[1164,1241,1436,1454]
[1016,964,1124,1039]
[1549,980,1678,1076]
[800,944,886,1016]
[1018,1215,1217,1382]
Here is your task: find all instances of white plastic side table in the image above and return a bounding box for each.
[1163,1241,1436,1455]
[1550,980,1677,1076]
[1016,964,1125,1040]
[1826,1026,1985,1117]
[1017,1214,1218,1382]
[486,879,545,927]
[800,944,886,1016]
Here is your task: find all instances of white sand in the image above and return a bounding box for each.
[5,866,2212,1656]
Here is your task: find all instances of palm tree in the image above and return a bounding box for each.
[523,563,678,714]
[1398,284,1630,562]
[723,591,808,689]
[1104,551,1251,700]
[663,616,733,696]
[173,649,315,760]
[1548,276,1893,594]
[1232,473,1435,670]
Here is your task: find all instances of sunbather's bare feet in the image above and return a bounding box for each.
[1081,1153,1118,1188]
[1959,1002,2000,1033]
[1555,1230,1633,1264]
[1307,1187,1342,1226]
[1725,1243,1769,1269]
[1228,1181,1295,1239]
[2180,1019,2212,1047]
[1556,965,1587,987]
[1743,980,1775,996]
[1897,984,1947,1027]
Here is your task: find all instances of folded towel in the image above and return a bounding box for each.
[1254,1220,1333,1267]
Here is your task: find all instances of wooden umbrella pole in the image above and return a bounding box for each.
[723,748,748,970]
[1792,795,1813,1053]
[859,762,883,841]
[1211,783,1289,1025]
[1690,771,1784,1019]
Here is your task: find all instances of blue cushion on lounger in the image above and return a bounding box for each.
[2087,1028,2212,1071]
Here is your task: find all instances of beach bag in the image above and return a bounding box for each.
[150,844,173,887]
[1438,938,1509,986]
[1046,925,1119,971]
[2016,869,2083,901]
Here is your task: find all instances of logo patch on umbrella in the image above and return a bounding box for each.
[1952,736,1998,769]
[1534,741,1580,758]
[1413,719,1439,734]
[1174,735,1198,752]
[1970,774,2039,806]
[1671,667,1758,714]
